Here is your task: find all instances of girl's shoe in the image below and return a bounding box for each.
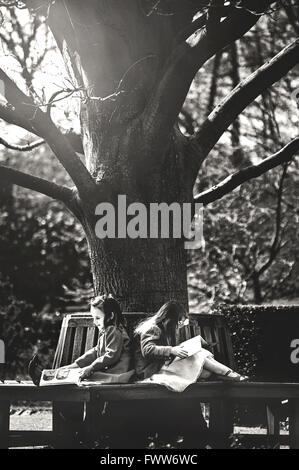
[28,355,43,386]
[217,370,249,382]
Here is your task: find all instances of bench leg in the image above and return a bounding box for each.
[53,402,84,449]
[0,401,10,449]
[209,400,234,449]
[289,400,299,450]
[266,400,281,447]
[84,401,103,445]
[266,404,280,436]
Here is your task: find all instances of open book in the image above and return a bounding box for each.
[40,368,83,387]
[171,335,204,363]
[40,367,135,387]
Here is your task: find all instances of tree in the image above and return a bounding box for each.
[185,8,299,308]
[189,162,299,308]
[0,0,298,311]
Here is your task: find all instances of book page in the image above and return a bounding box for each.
[171,335,203,363]
[40,368,81,386]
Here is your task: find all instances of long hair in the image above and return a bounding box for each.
[91,294,124,328]
[135,300,187,346]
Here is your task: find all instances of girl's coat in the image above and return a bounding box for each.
[76,324,133,383]
[135,325,173,380]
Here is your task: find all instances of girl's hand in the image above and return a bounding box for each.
[79,366,93,380]
[171,346,189,359]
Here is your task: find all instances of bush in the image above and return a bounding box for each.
[0,277,62,379]
[0,180,91,378]
[212,303,299,381]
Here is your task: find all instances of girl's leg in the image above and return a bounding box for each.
[28,355,43,386]
[203,357,231,376]
[203,357,249,381]
[199,369,212,379]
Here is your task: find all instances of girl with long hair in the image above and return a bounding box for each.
[134,300,248,382]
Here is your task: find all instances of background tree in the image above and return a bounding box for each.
[0,5,90,309]
[0,0,298,312]
[184,6,299,309]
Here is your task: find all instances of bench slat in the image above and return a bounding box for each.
[72,328,85,363]
[52,312,235,374]
[85,327,96,352]
[52,317,68,369]
[0,384,91,402]
[2,382,299,401]
[203,326,213,344]
[61,328,75,367]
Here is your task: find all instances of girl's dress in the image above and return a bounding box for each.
[132,325,209,443]
[75,324,134,383]
[135,324,213,387]
[140,335,213,392]
[134,325,175,380]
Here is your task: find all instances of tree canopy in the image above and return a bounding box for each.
[0,1,298,310]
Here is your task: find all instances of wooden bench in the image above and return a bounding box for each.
[51,311,237,447]
[1,312,299,449]
[52,312,236,369]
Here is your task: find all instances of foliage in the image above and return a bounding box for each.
[0,276,62,378]
[212,304,264,377]
[0,197,90,308]
[0,149,91,377]
[187,9,299,310]
[189,160,299,309]
[0,148,91,309]
[212,303,299,379]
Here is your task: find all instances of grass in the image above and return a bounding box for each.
[9,405,290,449]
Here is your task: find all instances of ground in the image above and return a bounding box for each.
[9,405,289,449]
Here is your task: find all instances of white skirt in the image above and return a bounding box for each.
[140,336,213,392]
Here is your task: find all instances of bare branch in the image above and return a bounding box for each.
[0,100,83,154]
[0,1,26,8]
[188,38,299,179]
[0,68,96,200]
[256,163,288,277]
[0,164,74,204]
[143,0,273,156]
[194,139,299,205]
[282,0,299,35]
[0,101,37,136]
[0,136,45,151]
[206,51,223,116]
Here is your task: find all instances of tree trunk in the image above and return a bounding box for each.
[45,1,195,311]
[80,207,189,311]
[78,105,190,311]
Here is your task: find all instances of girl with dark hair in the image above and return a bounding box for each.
[29,294,133,385]
[135,300,248,384]
[72,294,132,381]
